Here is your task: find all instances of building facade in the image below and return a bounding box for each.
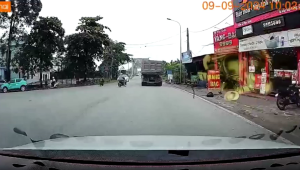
[233,0,300,95]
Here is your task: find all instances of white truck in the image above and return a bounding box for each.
[141,60,163,86]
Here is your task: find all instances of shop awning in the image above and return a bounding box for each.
[192,55,205,63]
[214,45,239,56]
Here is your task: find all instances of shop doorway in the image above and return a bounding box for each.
[269,47,298,91]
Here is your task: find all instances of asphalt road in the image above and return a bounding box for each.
[0,77,289,148]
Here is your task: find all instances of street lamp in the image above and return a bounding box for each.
[167,18,182,84]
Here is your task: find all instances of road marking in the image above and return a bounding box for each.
[170,85,294,145]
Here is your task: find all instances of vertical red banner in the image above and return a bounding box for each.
[255,74,261,89]
[207,70,221,90]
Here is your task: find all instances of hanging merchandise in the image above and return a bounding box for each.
[292,70,297,84]
[260,72,267,95]
[249,66,255,73]
[255,74,261,89]
[297,60,300,85]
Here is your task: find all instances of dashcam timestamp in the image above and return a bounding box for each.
[202,1,235,10]
[202,1,300,11]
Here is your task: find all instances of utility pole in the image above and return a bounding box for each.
[167,18,182,84]
[187,28,190,51]
[127,61,129,75]
[131,58,134,78]
[185,28,190,83]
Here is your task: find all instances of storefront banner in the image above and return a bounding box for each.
[235,4,300,28]
[207,70,221,90]
[261,16,285,30]
[239,28,300,52]
[213,26,239,55]
[254,74,261,89]
[274,69,296,78]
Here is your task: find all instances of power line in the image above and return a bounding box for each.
[126,31,187,46]
[126,5,244,47]
[126,43,176,48]
[190,4,246,33]
[195,43,214,54]
[190,14,233,33]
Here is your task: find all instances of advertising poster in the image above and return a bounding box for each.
[207,70,221,90]
[182,51,192,64]
[239,28,300,52]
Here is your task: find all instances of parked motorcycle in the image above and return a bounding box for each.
[276,84,300,110]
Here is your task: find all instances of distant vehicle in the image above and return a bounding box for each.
[0,78,27,93]
[141,60,163,86]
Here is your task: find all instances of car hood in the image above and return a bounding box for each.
[0,83,7,88]
[2,135,299,150]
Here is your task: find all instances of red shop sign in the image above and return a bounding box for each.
[213,26,239,55]
[255,74,261,89]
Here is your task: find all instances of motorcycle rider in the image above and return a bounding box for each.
[117,74,126,86]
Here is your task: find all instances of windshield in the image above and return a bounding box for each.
[0,0,300,155]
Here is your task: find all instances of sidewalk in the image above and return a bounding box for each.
[167,83,300,145]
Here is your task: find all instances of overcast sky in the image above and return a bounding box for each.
[39,0,233,68]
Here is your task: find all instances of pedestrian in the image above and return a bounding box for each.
[100,78,104,86]
[51,77,56,87]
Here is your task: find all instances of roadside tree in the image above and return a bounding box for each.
[13,17,65,87]
[0,0,42,81]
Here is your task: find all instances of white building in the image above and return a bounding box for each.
[0,40,51,82]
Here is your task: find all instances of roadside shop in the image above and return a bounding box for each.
[233,0,300,95]
[212,26,240,91]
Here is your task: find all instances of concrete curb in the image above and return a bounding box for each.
[0,80,118,94]
[168,84,294,145]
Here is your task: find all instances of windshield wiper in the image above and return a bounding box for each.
[13,127,73,144]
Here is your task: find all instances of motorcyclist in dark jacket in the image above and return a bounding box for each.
[117,74,126,86]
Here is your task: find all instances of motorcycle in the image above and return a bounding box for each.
[50,80,58,89]
[99,79,104,86]
[276,84,300,110]
[118,80,126,87]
